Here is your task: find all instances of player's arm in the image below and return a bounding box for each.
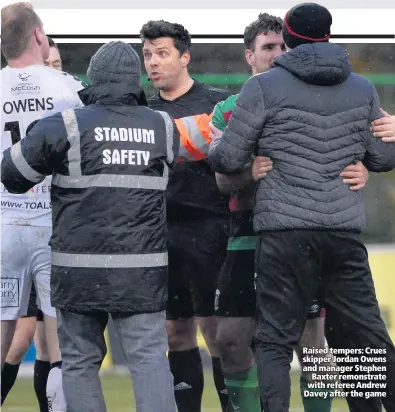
[171,94,238,162]
[209,78,266,176]
[363,86,395,172]
[1,112,67,193]
[174,113,213,161]
[211,95,236,132]
[209,94,264,193]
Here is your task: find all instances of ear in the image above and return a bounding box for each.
[180,50,191,68]
[245,49,255,68]
[33,26,44,45]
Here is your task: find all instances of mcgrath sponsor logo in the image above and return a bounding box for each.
[11,82,41,95]
[1,278,19,308]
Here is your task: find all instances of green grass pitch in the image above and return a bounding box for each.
[2,370,349,411]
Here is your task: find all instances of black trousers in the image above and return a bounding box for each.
[254,230,395,412]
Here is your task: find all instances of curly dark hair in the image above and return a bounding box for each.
[140,20,191,55]
[244,13,284,50]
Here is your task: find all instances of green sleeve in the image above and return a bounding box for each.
[212,94,239,131]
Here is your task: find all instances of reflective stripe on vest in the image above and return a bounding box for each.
[10,141,46,183]
[52,251,168,268]
[175,113,212,161]
[53,109,169,190]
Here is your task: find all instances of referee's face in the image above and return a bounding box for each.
[245,31,286,75]
[143,37,190,91]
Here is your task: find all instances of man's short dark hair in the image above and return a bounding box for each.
[48,36,57,48]
[140,20,192,55]
[1,2,43,59]
[244,13,284,51]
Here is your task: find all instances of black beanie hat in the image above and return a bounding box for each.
[282,3,332,49]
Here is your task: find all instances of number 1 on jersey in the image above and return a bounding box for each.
[4,121,21,145]
[4,120,40,145]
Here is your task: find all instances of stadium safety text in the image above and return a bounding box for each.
[95,127,155,165]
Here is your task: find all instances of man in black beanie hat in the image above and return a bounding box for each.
[282,2,332,49]
[1,40,180,412]
[208,3,395,411]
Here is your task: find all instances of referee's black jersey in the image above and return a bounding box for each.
[148,80,231,220]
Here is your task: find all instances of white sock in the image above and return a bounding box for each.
[47,366,66,412]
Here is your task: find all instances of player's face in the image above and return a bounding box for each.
[143,37,190,91]
[45,47,62,71]
[245,32,286,75]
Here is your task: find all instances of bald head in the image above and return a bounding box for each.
[1,2,48,60]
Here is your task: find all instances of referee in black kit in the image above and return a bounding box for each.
[141,20,232,412]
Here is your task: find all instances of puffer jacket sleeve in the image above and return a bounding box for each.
[363,85,395,172]
[1,112,68,193]
[208,75,266,174]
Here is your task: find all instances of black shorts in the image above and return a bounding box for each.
[23,283,44,321]
[215,211,257,317]
[215,211,325,319]
[166,214,229,320]
[24,282,38,318]
[215,248,256,317]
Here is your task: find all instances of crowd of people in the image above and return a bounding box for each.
[1,2,395,412]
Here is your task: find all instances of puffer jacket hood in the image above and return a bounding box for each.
[78,81,148,106]
[274,42,351,86]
